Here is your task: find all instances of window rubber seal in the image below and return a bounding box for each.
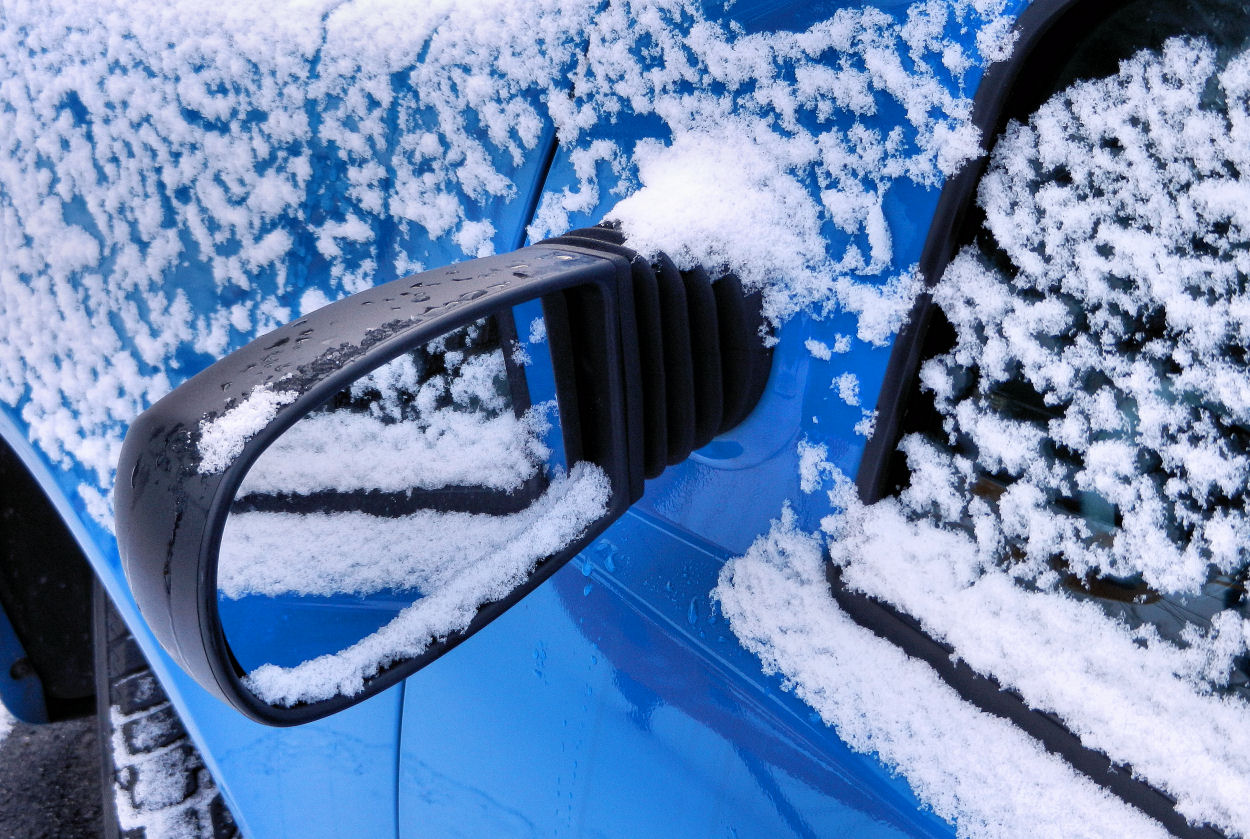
[843,0,1231,835]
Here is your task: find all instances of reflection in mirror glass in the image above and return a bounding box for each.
[217,310,611,707]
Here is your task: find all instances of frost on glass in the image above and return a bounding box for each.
[215,317,611,706]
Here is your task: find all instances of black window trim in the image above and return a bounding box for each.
[841,0,1229,835]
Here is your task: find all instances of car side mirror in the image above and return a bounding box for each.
[115,226,772,725]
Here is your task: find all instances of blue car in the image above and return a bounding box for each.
[1,0,1247,836]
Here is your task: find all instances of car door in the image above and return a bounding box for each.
[393,0,1024,835]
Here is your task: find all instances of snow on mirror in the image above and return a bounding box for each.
[216,310,611,707]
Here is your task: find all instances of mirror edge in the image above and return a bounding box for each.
[116,244,634,726]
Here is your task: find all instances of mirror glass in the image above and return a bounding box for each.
[216,303,612,707]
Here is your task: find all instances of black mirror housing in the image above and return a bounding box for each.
[117,243,640,725]
[116,228,771,726]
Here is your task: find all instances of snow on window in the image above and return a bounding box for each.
[239,461,611,706]
[918,35,1250,642]
[722,35,1250,838]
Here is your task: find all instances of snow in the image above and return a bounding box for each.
[235,406,547,496]
[0,701,11,745]
[2,0,1170,834]
[587,0,1016,331]
[833,372,860,406]
[724,36,1250,838]
[222,462,597,601]
[853,408,878,438]
[235,342,551,496]
[0,0,1016,527]
[108,703,229,839]
[240,462,611,706]
[713,508,1171,839]
[527,317,547,344]
[820,475,1250,835]
[873,37,1250,834]
[197,386,298,475]
[214,315,591,695]
[920,36,1250,598]
[804,335,853,360]
[804,339,833,361]
[0,0,1014,523]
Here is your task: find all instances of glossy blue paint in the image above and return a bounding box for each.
[398,509,954,839]
[0,48,562,839]
[0,408,404,839]
[0,0,1034,837]
[0,596,46,724]
[168,111,560,830]
[391,0,1019,832]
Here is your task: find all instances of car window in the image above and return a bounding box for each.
[892,0,1250,700]
[745,1,1250,834]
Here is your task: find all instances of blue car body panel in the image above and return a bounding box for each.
[389,0,1011,832]
[0,0,1029,836]
[397,507,954,838]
